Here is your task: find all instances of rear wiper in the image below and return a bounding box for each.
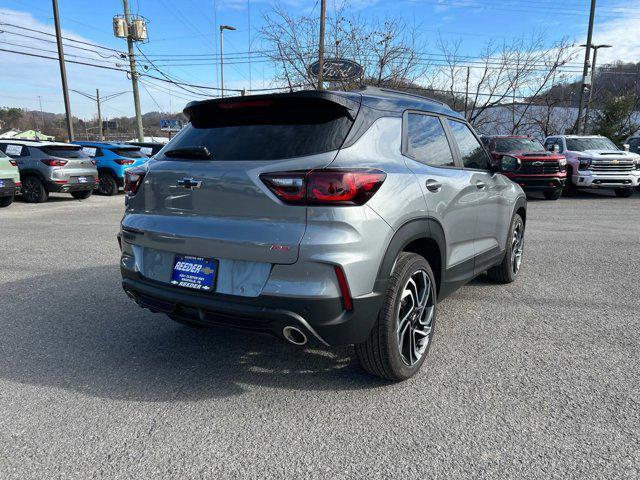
[163,146,212,160]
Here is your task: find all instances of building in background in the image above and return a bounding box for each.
[0,129,55,141]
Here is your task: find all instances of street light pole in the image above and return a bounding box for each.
[219,25,236,97]
[581,43,612,133]
[576,0,597,134]
[51,0,74,141]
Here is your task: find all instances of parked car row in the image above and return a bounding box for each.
[481,134,640,200]
[0,140,162,207]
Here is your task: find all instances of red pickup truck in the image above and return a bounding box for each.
[481,135,567,200]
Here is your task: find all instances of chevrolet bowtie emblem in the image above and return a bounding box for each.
[177,178,202,189]
[611,159,619,164]
[532,161,544,166]
[201,267,213,275]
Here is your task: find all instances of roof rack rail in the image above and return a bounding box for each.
[376,87,447,106]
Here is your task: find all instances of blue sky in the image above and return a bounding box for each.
[1,0,639,119]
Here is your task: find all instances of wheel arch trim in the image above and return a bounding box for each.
[19,169,46,182]
[374,217,446,295]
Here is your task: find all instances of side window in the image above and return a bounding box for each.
[3,144,25,157]
[446,119,490,170]
[405,113,455,167]
[628,138,639,154]
[81,146,101,157]
[95,148,104,157]
[544,138,555,151]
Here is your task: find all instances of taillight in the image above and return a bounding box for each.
[260,169,386,206]
[15,182,21,187]
[124,166,146,195]
[114,159,135,165]
[9,160,17,166]
[41,159,68,167]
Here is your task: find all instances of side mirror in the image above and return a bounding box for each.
[499,155,521,173]
[623,144,630,152]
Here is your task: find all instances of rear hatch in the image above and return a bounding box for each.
[108,146,149,169]
[40,145,97,181]
[123,92,360,264]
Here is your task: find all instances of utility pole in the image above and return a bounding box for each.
[122,0,144,142]
[96,89,103,140]
[576,0,596,134]
[464,66,470,118]
[317,0,326,90]
[582,43,612,133]
[219,25,236,97]
[52,0,74,141]
[38,96,45,131]
[70,89,126,140]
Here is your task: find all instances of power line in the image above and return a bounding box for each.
[0,22,124,54]
[0,28,123,59]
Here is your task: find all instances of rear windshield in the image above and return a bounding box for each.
[160,97,354,161]
[109,147,147,158]
[40,146,89,158]
[566,137,617,151]
[495,138,544,153]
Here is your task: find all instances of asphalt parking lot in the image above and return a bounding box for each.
[1,190,639,479]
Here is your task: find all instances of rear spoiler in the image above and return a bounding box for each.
[183,90,362,122]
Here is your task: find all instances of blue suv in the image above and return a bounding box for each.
[77,142,149,195]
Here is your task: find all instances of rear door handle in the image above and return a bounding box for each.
[425,179,442,192]
[476,181,487,190]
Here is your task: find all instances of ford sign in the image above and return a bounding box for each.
[308,58,364,81]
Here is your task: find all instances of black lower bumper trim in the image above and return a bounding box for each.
[46,181,97,193]
[121,271,384,347]
[0,187,17,197]
[511,177,565,190]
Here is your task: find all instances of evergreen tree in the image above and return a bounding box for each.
[591,94,639,146]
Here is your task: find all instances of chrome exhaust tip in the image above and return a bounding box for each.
[282,326,308,346]
[123,289,136,301]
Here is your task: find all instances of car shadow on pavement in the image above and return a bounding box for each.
[0,266,390,402]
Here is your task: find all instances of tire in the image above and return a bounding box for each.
[355,252,437,382]
[71,189,93,200]
[563,168,577,197]
[21,176,49,203]
[0,195,14,207]
[543,189,562,200]
[614,188,633,198]
[487,213,525,284]
[97,173,118,196]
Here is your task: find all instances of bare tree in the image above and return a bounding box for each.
[430,34,578,132]
[260,3,430,91]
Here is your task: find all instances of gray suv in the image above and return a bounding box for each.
[0,140,98,203]
[119,88,527,381]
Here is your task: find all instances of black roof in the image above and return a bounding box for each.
[354,86,462,118]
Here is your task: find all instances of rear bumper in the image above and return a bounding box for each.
[509,175,566,191]
[46,178,98,193]
[0,182,19,197]
[121,269,384,347]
